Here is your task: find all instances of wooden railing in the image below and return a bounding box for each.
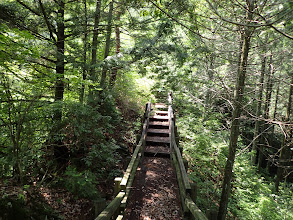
[168,92,208,220]
[95,100,152,220]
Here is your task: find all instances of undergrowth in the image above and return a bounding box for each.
[174,91,293,219]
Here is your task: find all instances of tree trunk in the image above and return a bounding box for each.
[80,0,88,103]
[109,9,121,87]
[217,1,255,219]
[266,81,280,172]
[53,0,68,165]
[258,54,274,170]
[251,53,266,164]
[88,0,101,102]
[275,76,293,192]
[100,0,114,89]
[54,0,65,119]
[205,53,215,109]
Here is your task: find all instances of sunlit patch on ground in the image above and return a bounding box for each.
[124,157,182,219]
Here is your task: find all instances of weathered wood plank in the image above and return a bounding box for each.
[120,145,141,190]
[148,121,169,126]
[173,136,191,193]
[149,115,169,120]
[154,110,168,115]
[185,195,208,220]
[95,192,125,220]
[154,103,167,108]
[114,177,122,196]
[146,136,170,144]
[172,152,188,213]
[120,153,141,207]
[147,128,169,134]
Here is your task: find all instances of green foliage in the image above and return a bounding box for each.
[232,154,293,220]
[175,91,293,219]
[63,166,99,199]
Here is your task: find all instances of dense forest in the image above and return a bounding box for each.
[0,0,292,219]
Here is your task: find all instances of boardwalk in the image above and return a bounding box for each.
[124,103,182,219]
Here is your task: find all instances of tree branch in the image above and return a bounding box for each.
[16,0,41,16]
[38,0,57,42]
[148,0,213,40]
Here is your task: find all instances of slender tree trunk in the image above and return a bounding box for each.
[205,53,215,108]
[54,0,65,119]
[217,1,255,219]
[251,53,266,164]
[275,76,293,192]
[109,9,121,87]
[273,85,280,119]
[266,81,280,172]
[272,81,280,133]
[100,0,114,89]
[53,0,68,165]
[80,0,88,103]
[88,0,101,102]
[258,55,274,169]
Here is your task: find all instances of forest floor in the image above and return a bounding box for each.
[0,102,141,220]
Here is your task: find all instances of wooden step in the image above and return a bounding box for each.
[148,121,169,126]
[154,103,167,109]
[149,115,169,121]
[154,110,168,116]
[144,146,170,158]
[146,136,170,144]
[147,128,169,134]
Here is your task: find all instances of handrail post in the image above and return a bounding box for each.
[114,177,122,196]
[94,198,106,218]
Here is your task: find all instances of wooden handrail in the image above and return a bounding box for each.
[185,195,207,220]
[95,99,152,219]
[121,100,151,189]
[95,192,125,220]
[168,92,207,220]
[169,93,191,193]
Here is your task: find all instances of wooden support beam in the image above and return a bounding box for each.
[206,209,218,220]
[114,177,122,196]
[95,192,125,220]
[171,152,188,213]
[94,198,106,218]
[120,145,141,190]
[173,142,191,193]
[190,183,197,203]
[185,195,208,220]
[136,134,141,144]
[120,153,141,209]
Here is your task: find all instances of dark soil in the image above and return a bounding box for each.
[124,157,182,220]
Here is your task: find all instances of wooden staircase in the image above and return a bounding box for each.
[144,103,171,158]
[123,102,182,219]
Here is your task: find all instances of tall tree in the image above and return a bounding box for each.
[258,54,274,169]
[100,0,114,89]
[88,0,101,102]
[251,49,266,165]
[79,0,88,103]
[217,1,255,219]
[275,75,293,192]
[109,2,122,87]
